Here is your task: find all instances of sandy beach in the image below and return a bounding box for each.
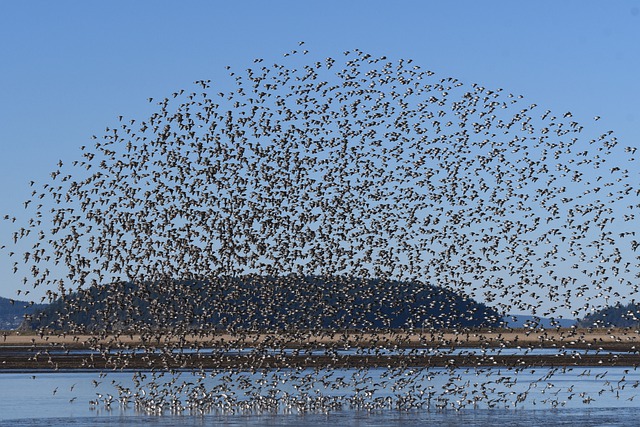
[2,327,640,349]
[1,328,639,370]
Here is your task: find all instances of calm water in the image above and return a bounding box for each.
[4,410,640,427]
[1,367,640,426]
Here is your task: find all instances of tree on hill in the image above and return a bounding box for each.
[25,275,502,333]
[577,302,640,328]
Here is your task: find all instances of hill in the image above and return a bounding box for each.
[25,275,502,332]
[0,296,46,330]
[577,302,640,328]
[502,314,576,329]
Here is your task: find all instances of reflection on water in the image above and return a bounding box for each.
[4,409,640,427]
[1,366,640,425]
[4,410,640,427]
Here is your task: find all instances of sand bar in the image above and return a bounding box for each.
[2,328,639,370]
[2,328,640,350]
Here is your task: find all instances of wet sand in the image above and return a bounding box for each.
[1,328,639,370]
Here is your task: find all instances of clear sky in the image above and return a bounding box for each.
[1,1,639,314]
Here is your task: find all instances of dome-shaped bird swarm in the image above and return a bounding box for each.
[5,46,639,413]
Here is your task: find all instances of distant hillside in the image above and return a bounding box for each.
[0,296,46,330]
[26,276,502,332]
[502,314,576,329]
[577,303,640,328]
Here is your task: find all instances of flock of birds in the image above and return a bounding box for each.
[3,44,640,413]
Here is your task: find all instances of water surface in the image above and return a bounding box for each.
[2,366,639,426]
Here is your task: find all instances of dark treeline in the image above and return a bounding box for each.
[25,275,502,333]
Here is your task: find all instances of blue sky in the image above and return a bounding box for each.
[0,1,639,313]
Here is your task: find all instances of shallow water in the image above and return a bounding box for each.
[4,408,640,427]
[1,367,639,425]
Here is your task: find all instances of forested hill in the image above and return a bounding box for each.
[25,276,502,332]
[577,302,640,328]
[0,296,46,330]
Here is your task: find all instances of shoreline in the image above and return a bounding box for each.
[2,327,640,350]
[2,328,640,369]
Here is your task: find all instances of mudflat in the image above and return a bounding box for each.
[1,328,639,370]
